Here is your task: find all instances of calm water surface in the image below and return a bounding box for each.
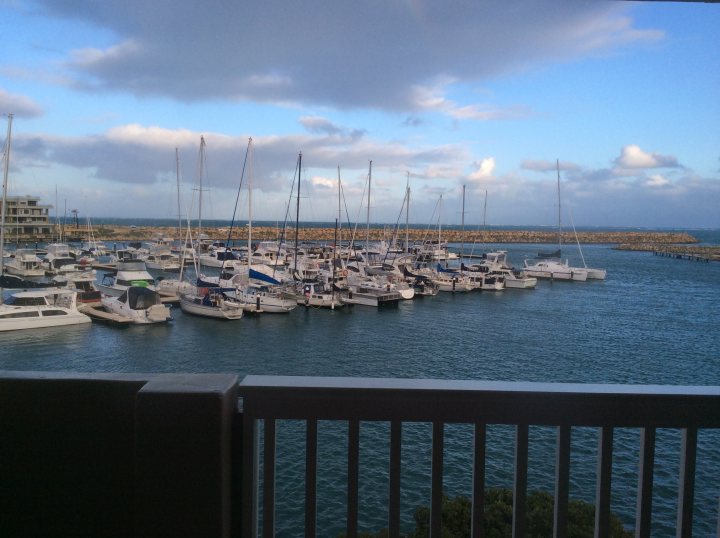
[2,242,719,536]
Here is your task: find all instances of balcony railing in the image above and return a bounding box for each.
[239,376,720,538]
[1,371,719,538]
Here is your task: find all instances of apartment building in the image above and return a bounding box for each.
[0,195,54,237]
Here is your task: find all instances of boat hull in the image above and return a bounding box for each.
[179,295,243,319]
[0,309,91,331]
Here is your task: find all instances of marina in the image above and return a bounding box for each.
[2,237,719,535]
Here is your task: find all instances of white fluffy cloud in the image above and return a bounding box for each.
[615,144,679,169]
[469,158,496,180]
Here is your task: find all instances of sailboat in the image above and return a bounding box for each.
[342,161,401,306]
[568,207,607,280]
[179,137,244,320]
[235,140,296,313]
[523,160,588,282]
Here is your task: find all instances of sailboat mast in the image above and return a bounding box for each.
[247,138,253,273]
[175,148,182,242]
[294,152,301,275]
[0,113,13,281]
[198,136,206,249]
[460,185,465,264]
[366,160,372,258]
[337,166,342,248]
[405,172,410,253]
[556,158,562,250]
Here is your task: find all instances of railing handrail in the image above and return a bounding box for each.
[239,375,720,427]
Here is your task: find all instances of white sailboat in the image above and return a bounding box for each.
[523,159,588,282]
[239,140,297,313]
[568,207,607,280]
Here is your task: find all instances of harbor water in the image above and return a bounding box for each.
[1,240,719,536]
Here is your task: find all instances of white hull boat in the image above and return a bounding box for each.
[101,286,172,324]
[0,289,91,331]
[238,285,297,313]
[341,285,401,307]
[503,271,538,289]
[4,249,46,278]
[96,260,157,297]
[179,288,244,320]
[523,259,588,281]
[584,267,607,280]
[297,282,344,309]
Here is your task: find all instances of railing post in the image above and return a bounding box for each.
[594,426,614,538]
[389,420,402,537]
[241,403,258,538]
[134,374,238,538]
[305,419,318,538]
[513,424,529,538]
[430,421,444,538]
[554,425,571,538]
[471,423,486,538]
[635,427,656,538]
[676,427,697,538]
[263,419,277,538]
[347,419,360,538]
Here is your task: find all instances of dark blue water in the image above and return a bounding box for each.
[2,241,719,535]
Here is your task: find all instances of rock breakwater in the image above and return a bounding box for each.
[84,226,697,245]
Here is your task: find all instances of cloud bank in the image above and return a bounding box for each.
[38,1,661,112]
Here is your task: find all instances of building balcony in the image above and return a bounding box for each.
[1,371,718,537]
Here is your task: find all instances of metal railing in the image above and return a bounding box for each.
[238,376,720,538]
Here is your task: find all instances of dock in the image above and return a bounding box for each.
[78,304,133,326]
[653,250,712,263]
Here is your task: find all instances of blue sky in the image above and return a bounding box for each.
[1,0,718,228]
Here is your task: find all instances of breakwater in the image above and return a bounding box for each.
[75,225,698,245]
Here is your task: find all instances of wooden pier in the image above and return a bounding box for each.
[653,250,711,262]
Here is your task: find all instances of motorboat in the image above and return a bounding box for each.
[0,289,91,331]
[43,243,88,275]
[142,250,181,272]
[462,251,533,290]
[52,270,101,305]
[179,287,244,320]
[296,281,344,309]
[428,265,473,292]
[237,284,298,313]
[101,286,172,324]
[96,259,156,297]
[4,249,45,278]
[341,282,401,307]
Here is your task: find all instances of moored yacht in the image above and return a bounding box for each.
[522,258,588,281]
[4,249,45,278]
[96,259,156,297]
[101,286,172,324]
[0,289,91,331]
[179,286,244,320]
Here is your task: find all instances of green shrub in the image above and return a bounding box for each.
[341,489,632,538]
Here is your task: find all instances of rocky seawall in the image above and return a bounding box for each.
[73,225,698,246]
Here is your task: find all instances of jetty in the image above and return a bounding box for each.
[653,250,713,263]
[78,304,133,326]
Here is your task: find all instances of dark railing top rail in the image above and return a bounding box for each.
[239,375,720,428]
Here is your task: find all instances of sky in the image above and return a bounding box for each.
[0,0,718,229]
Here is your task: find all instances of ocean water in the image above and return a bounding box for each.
[1,240,719,535]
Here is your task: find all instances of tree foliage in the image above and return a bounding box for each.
[342,489,632,538]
